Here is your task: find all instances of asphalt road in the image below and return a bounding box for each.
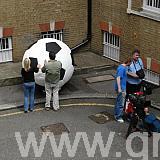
[0,69,160,159]
[0,98,159,160]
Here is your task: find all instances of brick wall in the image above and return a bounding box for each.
[132,0,143,11]
[92,0,131,61]
[0,0,88,62]
[1,0,160,71]
[91,0,160,67]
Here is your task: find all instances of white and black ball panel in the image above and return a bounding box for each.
[46,42,62,54]
[22,38,74,88]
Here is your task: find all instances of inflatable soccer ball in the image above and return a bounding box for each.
[22,38,74,88]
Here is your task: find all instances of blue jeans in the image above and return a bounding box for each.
[23,82,35,111]
[114,92,125,120]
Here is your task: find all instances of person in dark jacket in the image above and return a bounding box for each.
[21,58,40,113]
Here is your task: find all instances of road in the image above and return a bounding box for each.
[0,69,159,159]
[0,98,159,160]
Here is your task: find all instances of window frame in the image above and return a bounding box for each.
[41,29,63,41]
[0,36,13,63]
[103,31,120,62]
[103,32,120,48]
[143,0,160,14]
[0,37,12,51]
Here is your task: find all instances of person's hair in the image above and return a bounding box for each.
[23,58,31,72]
[132,49,140,55]
[49,52,56,60]
[124,57,132,64]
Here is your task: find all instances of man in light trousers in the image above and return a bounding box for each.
[41,52,62,111]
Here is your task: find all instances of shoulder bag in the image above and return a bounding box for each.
[133,60,145,79]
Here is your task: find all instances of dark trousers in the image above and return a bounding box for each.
[124,82,142,118]
[125,111,152,138]
[126,82,141,95]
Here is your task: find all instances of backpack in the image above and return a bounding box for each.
[145,114,160,133]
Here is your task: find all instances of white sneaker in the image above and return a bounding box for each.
[53,108,60,111]
[117,118,124,123]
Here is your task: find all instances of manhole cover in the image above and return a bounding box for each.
[85,75,114,83]
[41,123,69,135]
[88,111,114,124]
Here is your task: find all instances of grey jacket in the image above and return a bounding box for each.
[41,60,62,84]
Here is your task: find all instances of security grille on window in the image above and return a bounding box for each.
[0,37,13,63]
[103,32,120,62]
[144,69,160,85]
[143,0,160,12]
[147,0,160,8]
[41,30,63,41]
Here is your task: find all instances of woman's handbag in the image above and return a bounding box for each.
[133,60,145,79]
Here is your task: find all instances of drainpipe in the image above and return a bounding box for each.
[71,0,92,52]
[87,0,92,41]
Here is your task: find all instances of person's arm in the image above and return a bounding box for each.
[127,65,139,78]
[116,76,122,93]
[117,76,126,97]
[41,60,48,73]
[21,68,24,77]
[41,65,46,73]
[127,71,139,78]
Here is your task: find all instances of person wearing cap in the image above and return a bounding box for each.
[41,52,62,111]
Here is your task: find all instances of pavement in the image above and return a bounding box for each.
[0,51,159,160]
[0,51,159,110]
[0,101,156,160]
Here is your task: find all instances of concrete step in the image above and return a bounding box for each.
[74,64,116,75]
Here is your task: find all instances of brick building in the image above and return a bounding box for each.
[0,0,160,84]
[0,0,88,62]
[92,0,160,85]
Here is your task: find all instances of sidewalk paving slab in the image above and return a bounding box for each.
[0,51,159,111]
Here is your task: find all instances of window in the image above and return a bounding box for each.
[146,0,160,8]
[0,37,13,62]
[103,32,120,62]
[144,69,160,85]
[41,30,63,41]
[143,0,160,13]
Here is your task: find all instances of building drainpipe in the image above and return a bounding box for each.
[87,0,92,41]
[71,0,92,53]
